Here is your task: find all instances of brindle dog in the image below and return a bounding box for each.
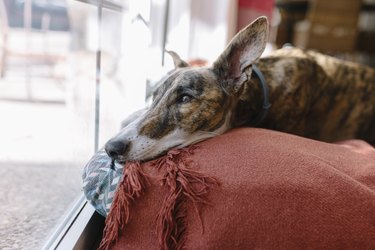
[105,16,375,162]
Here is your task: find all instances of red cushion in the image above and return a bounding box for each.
[105,128,375,249]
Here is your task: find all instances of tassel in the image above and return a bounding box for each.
[99,162,149,250]
[155,146,219,250]
[99,146,218,250]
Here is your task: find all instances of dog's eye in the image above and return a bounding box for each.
[177,94,193,104]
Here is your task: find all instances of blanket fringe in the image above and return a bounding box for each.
[98,162,148,250]
[99,146,218,250]
[155,146,219,250]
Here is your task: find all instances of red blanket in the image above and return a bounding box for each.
[100,128,375,249]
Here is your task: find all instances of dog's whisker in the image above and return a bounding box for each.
[196,130,222,137]
[128,145,158,162]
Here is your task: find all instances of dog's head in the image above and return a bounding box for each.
[105,16,268,162]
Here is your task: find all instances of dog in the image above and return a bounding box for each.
[105,16,375,163]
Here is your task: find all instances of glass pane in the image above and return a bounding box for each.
[0,0,97,248]
[98,1,152,145]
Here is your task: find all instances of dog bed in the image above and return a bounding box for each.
[83,128,375,249]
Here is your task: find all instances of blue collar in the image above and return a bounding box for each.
[250,64,271,126]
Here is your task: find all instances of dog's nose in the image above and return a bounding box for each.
[105,139,129,160]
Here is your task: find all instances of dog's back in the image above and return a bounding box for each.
[253,48,375,142]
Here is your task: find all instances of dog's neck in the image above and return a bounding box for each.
[232,65,269,127]
[249,65,271,125]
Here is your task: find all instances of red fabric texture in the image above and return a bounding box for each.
[105,128,375,249]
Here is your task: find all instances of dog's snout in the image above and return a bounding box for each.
[105,139,129,160]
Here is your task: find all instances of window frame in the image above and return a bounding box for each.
[42,196,104,250]
[75,0,124,12]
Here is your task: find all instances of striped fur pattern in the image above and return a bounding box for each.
[105,16,375,162]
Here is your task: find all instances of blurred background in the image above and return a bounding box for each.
[0,0,374,249]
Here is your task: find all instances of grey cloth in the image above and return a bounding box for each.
[82,149,123,217]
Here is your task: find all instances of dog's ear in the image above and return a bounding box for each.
[166,50,189,68]
[213,16,268,93]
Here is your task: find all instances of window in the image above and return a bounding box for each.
[0,0,122,248]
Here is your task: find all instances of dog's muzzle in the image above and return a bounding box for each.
[105,139,130,161]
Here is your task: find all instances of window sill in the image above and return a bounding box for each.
[42,194,105,250]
